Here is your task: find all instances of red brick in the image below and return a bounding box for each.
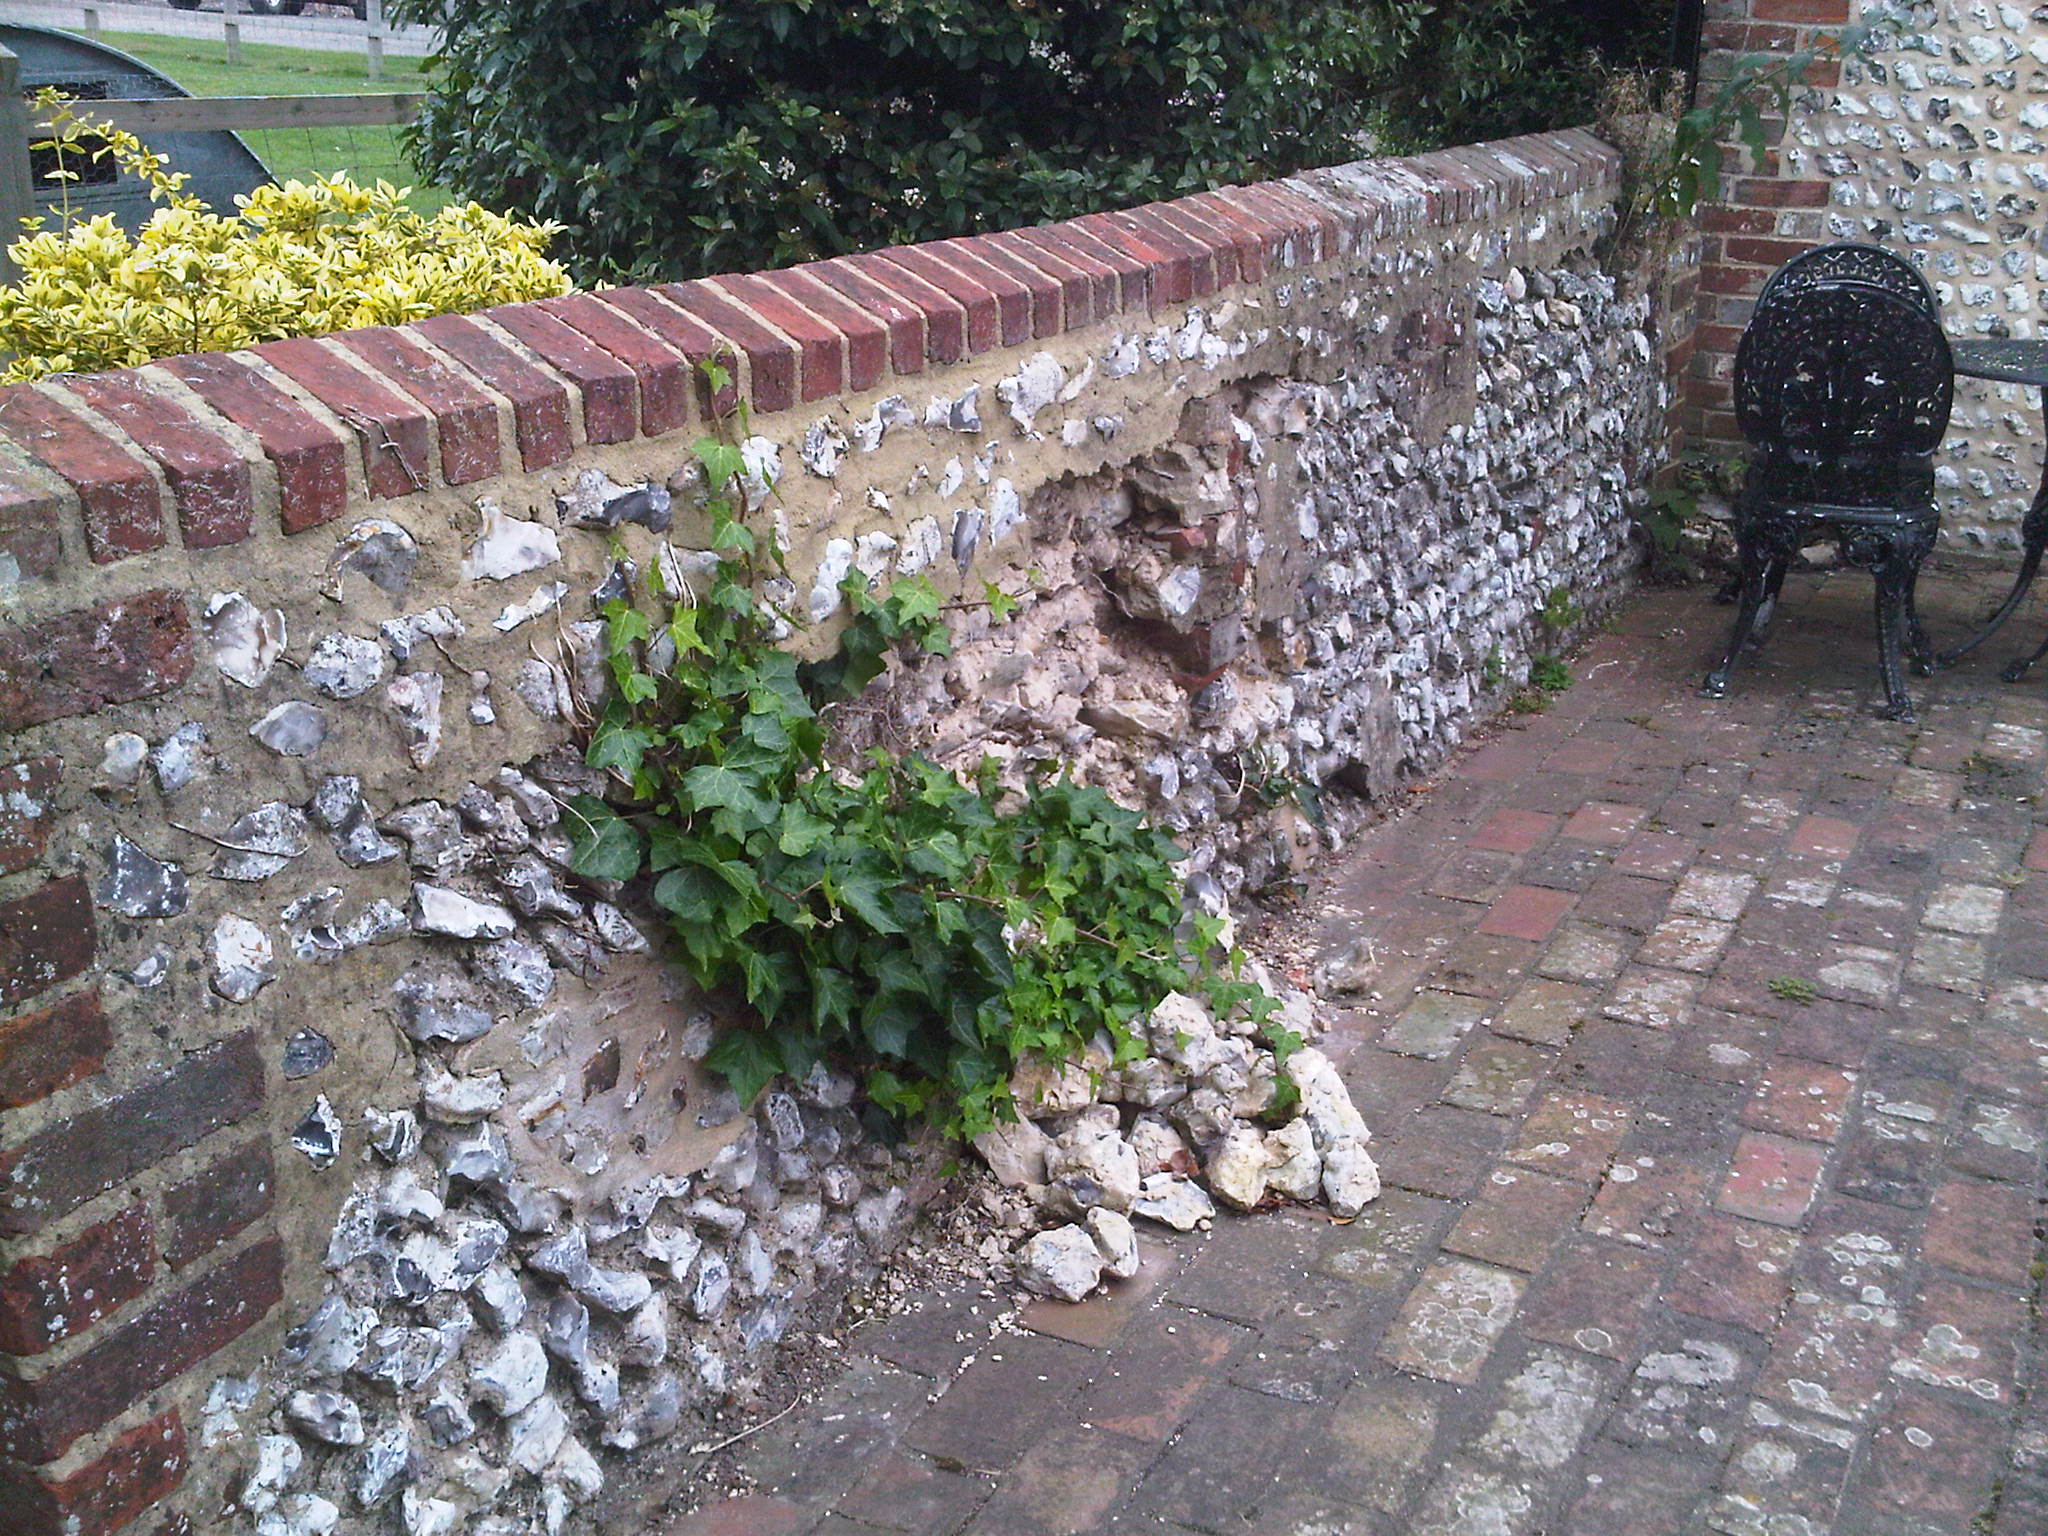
[1120,207,1220,297]
[334,327,502,484]
[0,755,59,878]
[1742,1059,1855,1142]
[1076,210,1190,308]
[2022,827,2048,873]
[161,1138,273,1270]
[1666,1212,1801,1332]
[0,457,66,583]
[254,336,430,500]
[1923,1178,2037,1288]
[798,257,933,374]
[753,270,891,392]
[861,246,1000,356]
[0,878,95,1016]
[1698,206,1778,236]
[537,292,695,436]
[1721,235,1814,268]
[0,1032,262,1238]
[0,1237,281,1462]
[1140,201,1239,287]
[152,353,349,533]
[0,1205,154,1355]
[0,1409,187,1536]
[1180,194,1271,283]
[1477,885,1574,942]
[481,303,640,444]
[1029,220,1153,310]
[936,238,1054,341]
[658,280,804,414]
[586,287,736,417]
[1700,262,1767,296]
[1717,1130,1826,1226]
[0,588,193,732]
[989,228,1101,329]
[833,253,966,365]
[1470,809,1558,855]
[1751,0,1848,20]
[0,388,160,561]
[408,313,573,471]
[61,373,252,548]
[1732,176,1832,208]
[711,273,849,403]
[0,987,110,1112]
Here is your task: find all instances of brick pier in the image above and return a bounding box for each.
[670,563,2048,1535]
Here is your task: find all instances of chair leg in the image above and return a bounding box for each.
[2002,627,2048,684]
[1873,560,1917,722]
[1702,544,1781,698]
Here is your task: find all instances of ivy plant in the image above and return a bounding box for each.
[567,376,1291,1136]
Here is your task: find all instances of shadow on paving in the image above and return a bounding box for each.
[659,564,2048,1536]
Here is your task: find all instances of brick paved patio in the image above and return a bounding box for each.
[667,564,2048,1536]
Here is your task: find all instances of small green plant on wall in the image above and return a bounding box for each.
[568,364,1295,1137]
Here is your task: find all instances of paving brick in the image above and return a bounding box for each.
[1407,1459,1542,1536]
[1315,1187,1455,1294]
[1613,830,1699,880]
[1561,802,1648,845]
[1381,990,1487,1058]
[1441,1037,1551,1115]
[1479,885,1576,942]
[657,1496,812,1536]
[1584,1158,1713,1251]
[1667,1212,1802,1333]
[1517,1236,1664,1361]
[1077,1308,1244,1443]
[1443,1164,1587,1272]
[1718,1131,1828,1226]
[1888,1275,2028,1405]
[739,1359,931,1504]
[1309,1372,1448,1512]
[1710,1408,1857,1536]
[1840,1388,2006,1535]
[835,1449,992,1532]
[1604,966,1702,1030]
[1536,924,1633,985]
[1491,978,1597,1047]
[1638,914,1737,973]
[1475,1345,1617,1469]
[1921,1178,2037,1287]
[1166,1211,1321,1324]
[1471,809,1557,854]
[1426,847,1519,902]
[1561,1440,1715,1535]
[1373,1105,1509,1200]
[1576,872,1676,933]
[1122,1386,1321,1529]
[1379,1258,1525,1383]
[1431,932,1537,999]
[1504,1089,1632,1183]
[963,1423,1151,1536]
[1742,1059,1856,1143]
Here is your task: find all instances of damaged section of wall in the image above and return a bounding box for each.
[0,127,1670,1536]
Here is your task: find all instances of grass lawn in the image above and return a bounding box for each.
[91,29,454,212]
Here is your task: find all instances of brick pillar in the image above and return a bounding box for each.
[1678,0,1850,450]
[0,591,279,1536]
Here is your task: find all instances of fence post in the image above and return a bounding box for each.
[223,0,244,67]
[365,0,385,82]
[81,6,101,41]
[0,47,32,287]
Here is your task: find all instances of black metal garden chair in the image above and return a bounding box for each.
[1700,276,1954,721]
[1754,240,1940,319]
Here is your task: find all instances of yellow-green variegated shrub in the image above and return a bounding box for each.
[0,98,571,382]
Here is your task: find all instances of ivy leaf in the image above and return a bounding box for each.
[566,795,645,880]
[682,763,769,820]
[589,719,654,780]
[776,805,835,857]
[831,870,904,934]
[705,1028,781,1108]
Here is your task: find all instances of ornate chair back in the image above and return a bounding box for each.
[1733,282,1954,510]
[1754,240,1939,320]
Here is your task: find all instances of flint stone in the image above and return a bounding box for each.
[423,1385,476,1448]
[539,1292,590,1365]
[973,1115,1050,1187]
[507,1394,570,1475]
[471,935,555,1008]
[419,1065,505,1123]
[1207,1125,1273,1212]
[410,884,515,940]
[1086,1207,1141,1279]
[100,834,188,917]
[394,965,495,1045]
[366,1108,421,1164]
[470,1333,549,1416]
[1016,1225,1104,1302]
[639,1224,702,1283]
[284,1296,369,1378]
[251,701,329,758]
[285,1388,365,1447]
[621,1296,669,1368]
[1045,1124,1140,1212]
[207,592,286,686]
[1264,1118,1323,1202]
[210,914,277,1002]
[383,802,469,877]
[602,1374,684,1451]
[211,801,311,880]
[387,673,445,770]
[464,499,561,582]
[1132,1173,1214,1232]
[355,1420,413,1508]
[100,731,146,788]
[292,1096,343,1168]
[240,1435,302,1512]
[473,1265,527,1332]
[1322,1139,1382,1219]
[305,633,388,699]
[591,902,649,953]
[327,519,418,597]
[689,1254,731,1320]
[150,722,208,793]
